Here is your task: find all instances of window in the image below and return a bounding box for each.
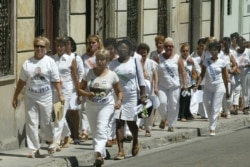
[227,0,232,15]
[127,0,138,40]
[0,0,11,77]
[158,0,168,36]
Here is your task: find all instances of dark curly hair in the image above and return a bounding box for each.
[208,41,221,52]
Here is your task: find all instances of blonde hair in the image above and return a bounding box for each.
[95,49,110,60]
[86,35,104,53]
[33,36,50,49]
[180,43,190,52]
[205,36,218,50]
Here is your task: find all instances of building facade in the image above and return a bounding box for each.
[0,0,249,151]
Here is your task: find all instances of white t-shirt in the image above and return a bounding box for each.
[181,56,201,87]
[235,49,250,74]
[83,69,119,105]
[82,53,96,75]
[70,53,85,82]
[20,55,60,99]
[52,53,74,92]
[203,57,226,88]
[144,58,158,93]
[158,54,180,89]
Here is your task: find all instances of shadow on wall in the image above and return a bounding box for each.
[17,126,26,148]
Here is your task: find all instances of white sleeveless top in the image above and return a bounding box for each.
[158,54,180,89]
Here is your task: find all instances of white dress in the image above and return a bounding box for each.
[109,57,145,121]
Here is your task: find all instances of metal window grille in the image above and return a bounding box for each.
[158,0,167,36]
[227,0,232,15]
[0,0,11,77]
[127,0,138,40]
[35,0,44,37]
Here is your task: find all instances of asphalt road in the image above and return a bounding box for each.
[80,127,250,167]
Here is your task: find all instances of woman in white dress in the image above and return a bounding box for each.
[65,36,85,143]
[220,39,237,118]
[78,49,122,167]
[12,36,64,157]
[194,41,229,136]
[190,38,208,119]
[137,43,160,137]
[157,37,187,132]
[109,38,146,160]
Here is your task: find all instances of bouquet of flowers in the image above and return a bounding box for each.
[135,99,153,118]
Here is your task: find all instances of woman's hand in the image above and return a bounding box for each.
[114,99,122,109]
[77,96,82,105]
[59,94,65,105]
[154,87,159,95]
[87,92,95,100]
[140,95,148,105]
[12,97,18,109]
[193,85,198,92]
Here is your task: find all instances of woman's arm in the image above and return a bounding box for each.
[12,79,26,109]
[222,66,230,98]
[78,79,95,99]
[71,59,79,91]
[52,81,65,103]
[178,58,187,89]
[229,54,238,74]
[152,68,159,95]
[193,64,206,91]
[113,82,123,109]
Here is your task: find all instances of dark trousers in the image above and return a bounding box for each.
[179,87,193,119]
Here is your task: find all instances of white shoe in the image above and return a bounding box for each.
[210,130,216,136]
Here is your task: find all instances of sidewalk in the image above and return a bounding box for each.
[0,113,250,167]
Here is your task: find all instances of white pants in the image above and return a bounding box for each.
[240,72,250,108]
[222,83,231,115]
[107,111,116,140]
[230,75,241,105]
[158,87,180,128]
[54,91,71,142]
[85,102,114,158]
[25,95,54,150]
[203,84,225,131]
[79,100,91,133]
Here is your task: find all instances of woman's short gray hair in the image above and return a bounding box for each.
[164,37,174,45]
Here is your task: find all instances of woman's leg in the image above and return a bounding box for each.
[115,119,125,154]
[167,88,180,129]
[25,96,40,151]
[127,120,139,156]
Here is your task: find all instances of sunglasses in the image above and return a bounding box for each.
[35,45,45,48]
[164,45,173,48]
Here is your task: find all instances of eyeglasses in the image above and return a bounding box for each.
[181,50,189,52]
[35,45,45,48]
[164,45,173,48]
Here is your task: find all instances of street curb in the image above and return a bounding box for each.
[34,116,250,167]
